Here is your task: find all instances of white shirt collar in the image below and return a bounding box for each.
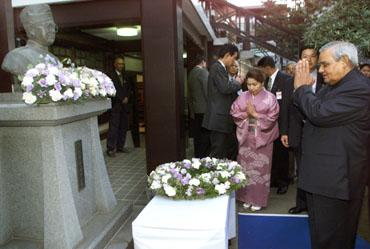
[218,59,226,70]
[115,70,121,76]
[311,69,318,93]
[270,69,279,84]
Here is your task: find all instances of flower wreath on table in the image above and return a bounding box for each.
[20,55,116,105]
[148,157,248,200]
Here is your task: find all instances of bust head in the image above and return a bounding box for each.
[20,4,57,46]
[1,4,59,78]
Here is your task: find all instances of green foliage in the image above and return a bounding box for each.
[303,0,370,57]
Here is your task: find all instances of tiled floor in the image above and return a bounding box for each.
[103,142,148,207]
[102,137,370,248]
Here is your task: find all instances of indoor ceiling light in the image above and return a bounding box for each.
[117,27,138,37]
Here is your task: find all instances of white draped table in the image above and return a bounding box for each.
[132,192,236,249]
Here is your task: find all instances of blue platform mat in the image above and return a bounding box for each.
[238,213,370,249]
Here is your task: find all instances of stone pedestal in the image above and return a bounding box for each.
[0,93,129,249]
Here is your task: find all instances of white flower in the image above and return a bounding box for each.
[224,181,231,189]
[74,88,82,99]
[235,172,246,181]
[91,77,99,86]
[180,168,187,175]
[35,63,46,71]
[90,86,98,96]
[22,92,37,104]
[150,180,161,190]
[21,76,34,87]
[49,89,63,102]
[186,173,192,179]
[161,174,172,184]
[99,88,107,97]
[183,159,191,165]
[63,88,74,99]
[189,178,200,186]
[219,171,231,178]
[215,184,227,195]
[45,74,57,86]
[163,184,176,197]
[229,161,238,168]
[185,186,193,196]
[200,173,212,183]
[212,178,220,185]
[48,66,59,75]
[192,161,201,169]
[25,68,39,78]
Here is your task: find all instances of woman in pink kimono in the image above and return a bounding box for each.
[230,68,279,211]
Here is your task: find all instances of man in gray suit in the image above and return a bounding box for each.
[188,55,210,158]
[202,44,243,160]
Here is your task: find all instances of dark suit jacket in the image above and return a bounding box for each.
[202,61,241,133]
[265,70,293,135]
[294,69,370,200]
[108,70,131,112]
[188,66,209,114]
[288,73,324,148]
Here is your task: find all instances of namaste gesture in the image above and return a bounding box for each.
[294,59,314,89]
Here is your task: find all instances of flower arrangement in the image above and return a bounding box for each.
[20,55,116,105]
[148,157,247,200]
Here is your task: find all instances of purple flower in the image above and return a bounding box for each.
[231,176,240,184]
[183,162,191,169]
[180,177,190,185]
[196,188,205,195]
[54,83,62,91]
[176,172,183,179]
[26,84,33,92]
[38,79,47,87]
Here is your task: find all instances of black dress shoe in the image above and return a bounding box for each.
[106,150,116,157]
[277,185,288,194]
[288,206,307,214]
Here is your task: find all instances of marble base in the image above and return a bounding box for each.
[1,201,132,249]
[0,94,121,249]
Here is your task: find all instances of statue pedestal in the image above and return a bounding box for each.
[0,94,130,249]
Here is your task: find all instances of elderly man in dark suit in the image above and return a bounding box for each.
[285,47,324,214]
[188,55,210,158]
[257,56,293,194]
[106,57,131,157]
[294,41,370,249]
[202,43,243,160]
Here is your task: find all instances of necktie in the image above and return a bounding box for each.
[267,77,273,91]
[117,73,123,86]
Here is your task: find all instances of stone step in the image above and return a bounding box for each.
[104,205,145,249]
[1,201,132,249]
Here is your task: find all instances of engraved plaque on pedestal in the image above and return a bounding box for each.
[75,140,86,191]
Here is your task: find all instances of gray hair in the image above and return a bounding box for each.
[319,41,358,66]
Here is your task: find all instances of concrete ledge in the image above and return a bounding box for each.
[0,93,111,127]
[1,201,133,249]
[76,201,133,249]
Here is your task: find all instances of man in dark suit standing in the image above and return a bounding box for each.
[188,55,210,158]
[294,41,370,249]
[285,47,324,214]
[257,56,293,194]
[202,43,243,160]
[106,57,131,157]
